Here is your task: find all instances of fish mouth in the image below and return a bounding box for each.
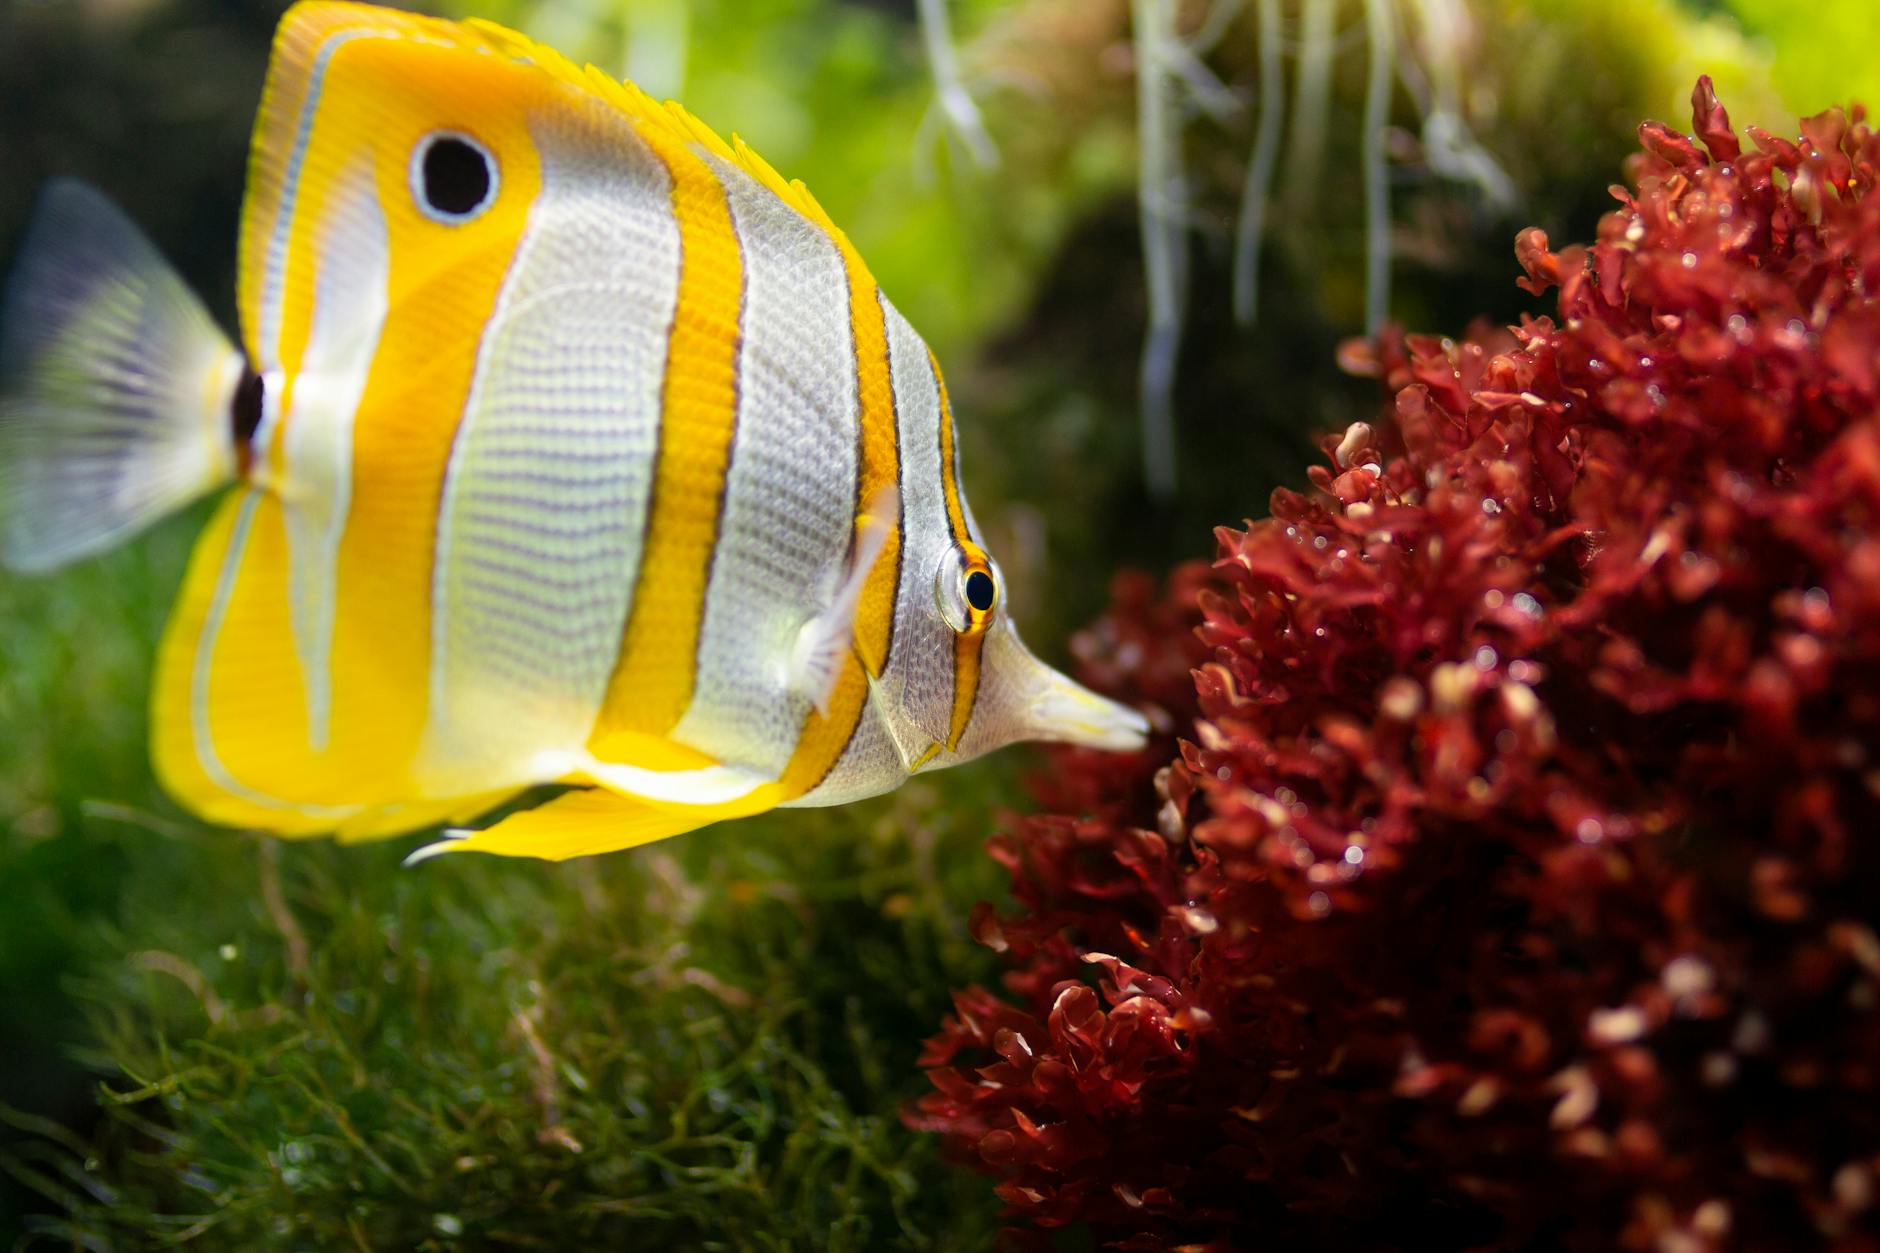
[1025,674,1150,752]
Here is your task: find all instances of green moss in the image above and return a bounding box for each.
[0,515,201,1238]
[13,776,1010,1249]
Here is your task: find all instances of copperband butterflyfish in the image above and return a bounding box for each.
[0,1,1146,861]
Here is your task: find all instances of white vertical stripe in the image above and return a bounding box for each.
[671,155,859,774]
[258,29,375,371]
[420,100,680,793]
[282,163,389,750]
[880,299,955,737]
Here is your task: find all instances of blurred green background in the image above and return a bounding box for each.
[1,0,1875,1245]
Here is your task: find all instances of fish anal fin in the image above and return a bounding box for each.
[406,788,725,863]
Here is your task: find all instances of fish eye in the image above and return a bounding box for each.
[411,132,498,223]
[936,546,997,635]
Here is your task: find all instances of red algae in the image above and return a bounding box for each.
[911,81,1880,1251]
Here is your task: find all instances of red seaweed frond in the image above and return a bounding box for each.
[912,81,1880,1252]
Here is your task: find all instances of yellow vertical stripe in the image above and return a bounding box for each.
[948,631,982,751]
[852,283,901,679]
[932,348,971,544]
[591,125,745,743]
[780,270,901,797]
[933,353,985,751]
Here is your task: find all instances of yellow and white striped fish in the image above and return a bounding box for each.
[0,1,1144,861]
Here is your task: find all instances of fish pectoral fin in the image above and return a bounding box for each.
[404,788,724,864]
[789,485,899,715]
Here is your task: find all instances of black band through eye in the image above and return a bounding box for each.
[418,135,494,219]
[964,569,995,613]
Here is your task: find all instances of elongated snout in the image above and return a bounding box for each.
[949,619,1148,762]
[1021,664,1149,751]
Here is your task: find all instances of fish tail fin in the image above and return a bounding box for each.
[0,179,247,573]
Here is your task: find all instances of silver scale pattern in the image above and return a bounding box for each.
[428,97,679,777]
[671,153,860,777]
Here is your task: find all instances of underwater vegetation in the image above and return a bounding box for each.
[913,81,1880,1250]
[5,0,1880,1248]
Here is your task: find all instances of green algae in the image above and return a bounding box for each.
[8,779,1011,1249]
